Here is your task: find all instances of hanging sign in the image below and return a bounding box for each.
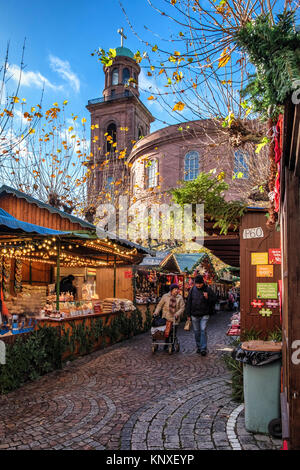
[251,252,268,265]
[258,308,273,317]
[265,299,280,309]
[124,270,133,279]
[269,248,281,264]
[257,283,278,299]
[256,265,274,278]
[87,268,97,276]
[251,299,264,308]
[243,227,264,239]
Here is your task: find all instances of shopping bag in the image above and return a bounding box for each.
[164,320,173,338]
[184,319,192,331]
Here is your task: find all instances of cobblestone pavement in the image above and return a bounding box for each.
[0,311,282,450]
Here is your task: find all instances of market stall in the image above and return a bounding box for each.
[0,205,148,343]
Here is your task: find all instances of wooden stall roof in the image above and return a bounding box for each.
[0,186,152,258]
[0,185,94,232]
[203,206,268,267]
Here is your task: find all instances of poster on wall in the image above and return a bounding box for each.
[251,252,268,265]
[257,283,278,299]
[256,265,274,277]
[269,248,282,264]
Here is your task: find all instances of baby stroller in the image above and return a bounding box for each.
[151,315,180,355]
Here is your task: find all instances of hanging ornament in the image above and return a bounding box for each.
[265,300,279,309]
[251,299,265,308]
[258,308,273,317]
[3,257,11,299]
[14,259,23,293]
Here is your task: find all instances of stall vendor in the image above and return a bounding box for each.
[59,275,77,298]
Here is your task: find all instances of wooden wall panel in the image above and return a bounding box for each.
[240,210,281,337]
[0,194,84,232]
[96,267,133,300]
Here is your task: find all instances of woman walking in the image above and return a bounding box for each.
[153,283,185,350]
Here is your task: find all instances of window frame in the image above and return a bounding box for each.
[184,150,199,181]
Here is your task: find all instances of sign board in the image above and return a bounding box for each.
[243,227,264,239]
[269,248,281,264]
[257,282,278,299]
[124,270,133,279]
[87,268,97,276]
[251,252,268,265]
[256,265,274,278]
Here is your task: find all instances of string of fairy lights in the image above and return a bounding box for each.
[0,235,140,267]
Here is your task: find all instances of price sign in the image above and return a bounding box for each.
[257,283,278,299]
[251,252,268,265]
[256,265,274,277]
[243,227,264,239]
[269,248,281,264]
[124,270,133,279]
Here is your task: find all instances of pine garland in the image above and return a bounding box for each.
[236,11,300,120]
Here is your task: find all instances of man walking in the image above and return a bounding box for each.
[185,275,216,356]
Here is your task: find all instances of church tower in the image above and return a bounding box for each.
[86,30,154,210]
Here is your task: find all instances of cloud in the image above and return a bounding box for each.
[49,55,80,93]
[7,63,63,91]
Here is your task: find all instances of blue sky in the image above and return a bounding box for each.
[1,0,297,134]
[0,0,177,132]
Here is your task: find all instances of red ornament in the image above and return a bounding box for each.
[251,299,265,308]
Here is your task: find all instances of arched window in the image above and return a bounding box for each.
[184,151,199,181]
[234,150,249,178]
[112,68,118,86]
[133,72,138,87]
[106,123,117,153]
[122,68,130,85]
[146,160,158,188]
[138,126,144,139]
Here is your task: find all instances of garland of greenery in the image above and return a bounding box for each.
[0,309,150,394]
[235,11,300,120]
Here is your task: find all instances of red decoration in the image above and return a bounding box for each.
[124,270,133,279]
[251,299,265,308]
[269,248,281,264]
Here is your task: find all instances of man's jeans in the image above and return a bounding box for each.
[191,315,210,351]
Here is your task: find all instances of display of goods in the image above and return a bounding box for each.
[102,298,135,313]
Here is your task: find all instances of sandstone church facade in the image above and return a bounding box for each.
[86,44,265,218]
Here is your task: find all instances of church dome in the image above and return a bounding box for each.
[115,46,134,59]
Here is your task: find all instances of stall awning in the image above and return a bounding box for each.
[0,209,70,236]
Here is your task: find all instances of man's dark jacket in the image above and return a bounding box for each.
[185,284,216,317]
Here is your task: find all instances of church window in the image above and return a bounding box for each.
[234,150,249,178]
[112,68,119,86]
[184,151,199,181]
[122,68,130,85]
[146,159,158,188]
[138,126,144,139]
[106,123,117,153]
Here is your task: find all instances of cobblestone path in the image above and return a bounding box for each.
[0,311,281,450]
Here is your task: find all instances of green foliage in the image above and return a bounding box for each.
[171,172,246,234]
[223,353,244,402]
[0,326,62,394]
[236,12,300,119]
[0,309,151,395]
